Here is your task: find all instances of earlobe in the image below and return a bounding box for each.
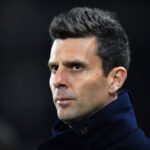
[109,67,127,94]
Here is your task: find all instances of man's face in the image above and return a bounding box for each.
[49,37,112,125]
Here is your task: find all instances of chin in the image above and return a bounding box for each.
[58,115,74,121]
[58,114,78,125]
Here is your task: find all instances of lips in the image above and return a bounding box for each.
[56,97,74,105]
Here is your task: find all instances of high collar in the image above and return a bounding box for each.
[51,90,138,142]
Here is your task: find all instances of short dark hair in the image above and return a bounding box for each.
[49,7,130,76]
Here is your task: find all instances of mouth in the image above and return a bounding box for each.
[56,97,75,105]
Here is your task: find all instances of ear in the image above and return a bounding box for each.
[108,67,127,94]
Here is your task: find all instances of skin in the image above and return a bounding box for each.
[48,37,127,125]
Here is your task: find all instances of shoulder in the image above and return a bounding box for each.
[116,128,150,150]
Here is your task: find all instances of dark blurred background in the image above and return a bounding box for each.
[1,0,150,149]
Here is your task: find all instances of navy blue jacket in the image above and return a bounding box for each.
[38,91,150,150]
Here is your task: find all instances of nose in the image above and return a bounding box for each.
[51,68,68,89]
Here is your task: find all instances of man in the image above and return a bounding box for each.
[38,7,150,150]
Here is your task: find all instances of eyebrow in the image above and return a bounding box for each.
[48,60,88,68]
[47,61,58,69]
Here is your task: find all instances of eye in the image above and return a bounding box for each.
[50,65,58,73]
[72,64,83,71]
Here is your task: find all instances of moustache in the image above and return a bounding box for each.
[53,89,77,101]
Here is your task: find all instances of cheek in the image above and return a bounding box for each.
[76,76,107,100]
[49,76,54,92]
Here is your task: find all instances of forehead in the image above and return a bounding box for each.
[50,37,98,62]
